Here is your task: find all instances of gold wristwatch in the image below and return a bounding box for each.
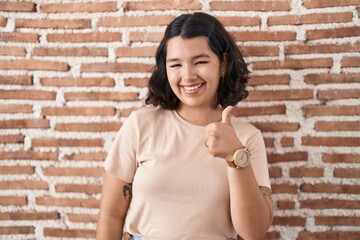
[226,148,251,168]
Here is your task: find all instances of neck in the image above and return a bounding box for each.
[176,105,222,126]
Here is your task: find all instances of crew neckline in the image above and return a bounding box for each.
[171,109,208,129]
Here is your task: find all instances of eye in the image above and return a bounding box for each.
[195,61,208,65]
[169,64,181,68]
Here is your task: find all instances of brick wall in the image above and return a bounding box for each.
[0,0,359,239]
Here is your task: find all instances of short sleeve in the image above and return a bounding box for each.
[246,130,271,189]
[103,112,139,183]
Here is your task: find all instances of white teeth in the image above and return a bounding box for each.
[183,83,202,91]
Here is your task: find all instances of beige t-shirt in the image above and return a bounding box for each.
[104,106,270,240]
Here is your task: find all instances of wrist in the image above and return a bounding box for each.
[226,147,251,169]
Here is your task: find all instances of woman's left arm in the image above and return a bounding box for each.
[227,164,273,240]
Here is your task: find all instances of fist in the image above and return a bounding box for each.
[204,106,243,159]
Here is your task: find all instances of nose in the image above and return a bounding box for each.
[181,64,196,82]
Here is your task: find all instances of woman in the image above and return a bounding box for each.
[96,12,273,240]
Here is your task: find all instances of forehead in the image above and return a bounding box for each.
[166,36,216,59]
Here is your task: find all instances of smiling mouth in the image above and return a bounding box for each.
[181,83,205,93]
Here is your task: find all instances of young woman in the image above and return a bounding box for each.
[96,12,273,240]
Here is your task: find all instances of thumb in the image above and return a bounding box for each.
[222,106,234,125]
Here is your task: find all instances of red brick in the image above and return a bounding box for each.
[300,199,360,209]
[240,46,279,57]
[318,89,360,100]
[0,90,41,102]
[0,226,34,235]
[41,2,117,13]
[323,153,359,163]
[0,196,27,206]
[210,1,291,11]
[99,15,174,27]
[303,0,360,8]
[0,46,26,56]
[31,138,103,148]
[64,91,139,101]
[342,56,360,67]
[0,211,59,220]
[272,184,298,194]
[269,167,282,178]
[64,152,106,161]
[252,58,333,70]
[0,75,32,85]
[47,32,121,43]
[268,12,352,25]
[289,167,324,177]
[281,137,294,147]
[43,167,102,177]
[40,77,115,87]
[233,105,286,116]
[116,47,157,58]
[231,31,296,41]
[130,32,164,42]
[264,231,280,240]
[32,47,107,57]
[0,166,34,175]
[0,104,32,113]
[302,136,360,146]
[0,180,48,190]
[81,62,152,73]
[273,216,306,226]
[67,213,98,223]
[0,32,39,42]
[0,151,58,161]
[247,89,313,101]
[277,200,295,209]
[302,105,360,116]
[286,43,360,55]
[334,168,360,178]
[304,73,360,84]
[124,77,149,87]
[55,122,121,132]
[0,134,24,144]
[55,183,101,194]
[297,231,360,240]
[0,60,69,71]
[217,16,260,27]
[15,19,91,29]
[42,107,115,116]
[252,122,299,132]
[307,27,360,40]
[0,16,6,27]
[315,121,360,131]
[248,75,290,85]
[268,152,308,163]
[124,0,202,11]
[0,119,49,129]
[264,138,275,148]
[43,228,96,238]
[300,183,360,194]
[0,2,36,12]
[315,216,360,226]
[36,197,99,208]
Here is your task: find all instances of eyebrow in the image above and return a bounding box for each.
[166,53,211,63]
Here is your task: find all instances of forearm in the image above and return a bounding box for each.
[228,164,273,240]
[96,214,124,240]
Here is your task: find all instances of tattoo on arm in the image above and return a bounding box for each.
[122,183,132,200]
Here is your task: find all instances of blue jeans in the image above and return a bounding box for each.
[129,235,146,240]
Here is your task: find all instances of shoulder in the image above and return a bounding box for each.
[232,117,260,134]
[130,105,167,119]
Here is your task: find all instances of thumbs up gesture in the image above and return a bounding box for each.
[204,106,244,159]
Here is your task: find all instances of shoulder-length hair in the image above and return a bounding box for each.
[145,12,249,109]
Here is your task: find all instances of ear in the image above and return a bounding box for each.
[220,52,228,76]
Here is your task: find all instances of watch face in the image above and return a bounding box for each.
[235,149,250,167]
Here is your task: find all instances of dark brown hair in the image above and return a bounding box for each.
[145,12,249,109]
